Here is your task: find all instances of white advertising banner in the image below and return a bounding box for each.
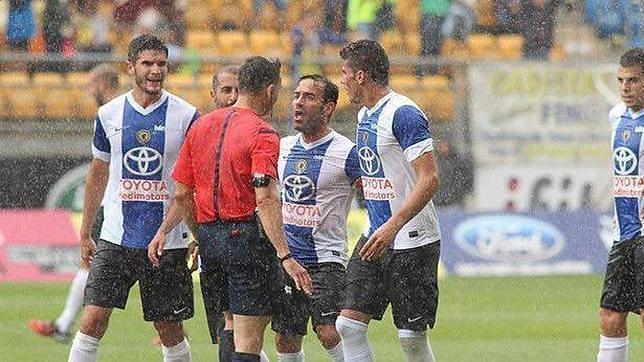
[468,63,617,210]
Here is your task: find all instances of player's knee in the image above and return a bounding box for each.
[79,306,111,339]
[335,315,368,342]
[315,324,341,350]
[599,309,628,337]
[153,321,185,346]
[275,333,303,353]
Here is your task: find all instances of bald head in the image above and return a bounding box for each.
[211,65,240,109]
[88,64,120,106]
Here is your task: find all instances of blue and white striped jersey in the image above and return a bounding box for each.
[92,90,199,249]
[610,103,644,242]
[278,130,361,266]
[356,91,441,250]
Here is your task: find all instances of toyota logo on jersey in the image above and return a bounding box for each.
[283,174,316,202]
[124,147,163,176]
[358,146,381,176]
[613,147,637,175]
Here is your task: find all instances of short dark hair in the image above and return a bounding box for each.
[128,34,168,63]
[212,65,240,89]
[238,56,281,94]
[298,74,339,104]
[340,39,389,86]
[620,48,644,72]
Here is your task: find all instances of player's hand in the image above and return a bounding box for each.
[80,236,97,266]
[360,220,399,262]
[147,232,166,267]
[282,258,313,296]
[187,241,199,272]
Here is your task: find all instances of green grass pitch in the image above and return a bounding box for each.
[1,275,642,361]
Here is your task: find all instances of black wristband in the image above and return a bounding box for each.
[279,253,293,264]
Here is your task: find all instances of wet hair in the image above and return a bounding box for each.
[620,48,644,72]
[127,34,168,63]
[298,74,339,104]
[238,56,281,94]
[340,39,389,86]
[90,64,120,90]
[212,65,240,89]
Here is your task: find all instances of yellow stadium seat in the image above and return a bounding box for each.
[7,87,40,119]
[186,31,216,51]
[167,73,198,88]
[381,31,405,55]
[441,38,469,59]
[404,33,421,56]
[420,75,449,89]
[41,88,74,119]
[466,34,497,59]
[390,74,419,91]
[1,72,30,87]
[215,31,250,56]
[66,72,89,86]
[68,87,97,119]
[249,30,284,57]
[32,72,66,87]
[497,34,524,60]
[475,0,497,28]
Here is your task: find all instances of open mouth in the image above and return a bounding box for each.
[293,110,304,120]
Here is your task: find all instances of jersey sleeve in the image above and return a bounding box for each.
[186,110,200,133]
[172,128,195,187]
[251,127,280,179]
[92,116,110,162]
[392,105,434,162]
[344,145,362,184]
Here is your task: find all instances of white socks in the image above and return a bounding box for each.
[162,337,191,362]
[68,331,99,362]
[56,269,89,333]
[335,316,374,362]
[597,335,628,362]
[277,349,304,362]
[398,329,435,362]
[326,342,345,362]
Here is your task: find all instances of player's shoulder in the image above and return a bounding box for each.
[164,90,198,113]
[609,102,628,126]
[383,92,427,122]
[280,134,299,150]
[330,130,356,151]
[97,92,127,120]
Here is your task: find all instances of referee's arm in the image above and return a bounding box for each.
[255,178,313,295]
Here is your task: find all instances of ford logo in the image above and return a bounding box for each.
[454,215,564,262]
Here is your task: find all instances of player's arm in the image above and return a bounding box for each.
[360,152,439,261]
[79,158,109,266]
[255,177,313,295]
[147,198,184,266]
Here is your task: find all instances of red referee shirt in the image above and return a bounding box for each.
[173,107,279,223]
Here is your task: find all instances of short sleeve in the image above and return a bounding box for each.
[392,105,434,162]
[344,145,362,184]
[92,116,110,162]
[251,127,280,179]
[172,129,195,187]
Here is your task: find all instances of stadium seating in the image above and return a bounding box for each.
[497,34,525,60]
[215,31,250,56]
[249,30,285,58]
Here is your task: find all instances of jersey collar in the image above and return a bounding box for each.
[125,90,169,116]
[629,108,644,120]
[298,129,335,150]
[364,90,394,117]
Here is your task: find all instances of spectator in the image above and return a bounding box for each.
[442,0,476,42]
[519,0,560,60]
[323,0,348,39]
[75,1,114,54]
[347,0,382,41]
[625,0,643,48]
[43,0,72,54]
[419,0,451,75]
[497,0,521,34]
[592,0,627,39]
[7,0,36,52]
[290,11,322,83]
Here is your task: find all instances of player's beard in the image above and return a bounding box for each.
[134,69,163,96]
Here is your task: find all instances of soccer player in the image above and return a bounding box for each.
[68,34,199,362]
[335,39,441,362]
[171,56,312,362]
[28,64,120,344]
[211,65,240,109]
[272,74,361,362]
[598,47,644,362]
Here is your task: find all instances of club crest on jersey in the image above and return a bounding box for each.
[136,129,152,144]
[295,159,307,174]
[622,130,632,142]
[361,131,369,144]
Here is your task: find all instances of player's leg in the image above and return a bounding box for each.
[31,208,103,343]
[69,240,135,362]
[272,266,308,362]
[389,242,440,362]
[140,247,194,362]
[233,315,272,358]
[337,235,388,362]
[310,263,346,362]
[597,238,642,362]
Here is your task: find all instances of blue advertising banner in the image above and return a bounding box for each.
[438,209,613,276]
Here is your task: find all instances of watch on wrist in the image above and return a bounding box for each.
[279,253,293,264]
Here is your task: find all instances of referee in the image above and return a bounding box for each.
[171,56,313,362]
